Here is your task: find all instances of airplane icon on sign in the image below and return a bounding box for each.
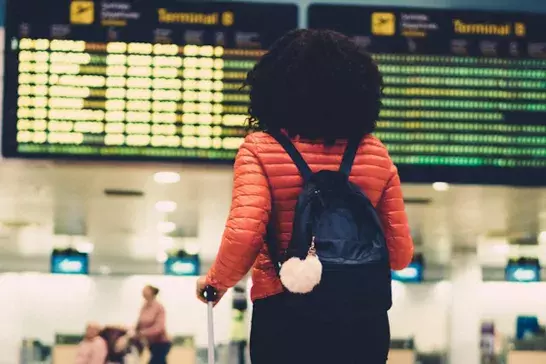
[371,12,396,36]
[70,1,95,24]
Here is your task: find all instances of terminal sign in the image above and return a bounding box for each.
[308,5,546,186]
[2,0,297,163]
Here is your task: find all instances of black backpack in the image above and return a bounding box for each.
[265,131,392,319]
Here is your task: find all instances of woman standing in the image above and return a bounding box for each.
[196,29,414,364]
[136,285,171,364]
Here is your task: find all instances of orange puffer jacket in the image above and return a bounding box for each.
[206,132,414,302]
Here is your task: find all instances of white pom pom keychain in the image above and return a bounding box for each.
[280,237,323,294]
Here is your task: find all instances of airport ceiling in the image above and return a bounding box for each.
[0,158,544,271]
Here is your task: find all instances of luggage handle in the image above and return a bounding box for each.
[203,286,217,364]
[203,285,217,302]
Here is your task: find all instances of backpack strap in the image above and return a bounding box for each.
[265,207,282,277]
[264,170,282,277]
[268,130,313,181]
[339,136,363,177]
[265,130,312,279]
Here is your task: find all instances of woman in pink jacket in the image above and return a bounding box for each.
[74,322,108,364]
[136,285,171,364]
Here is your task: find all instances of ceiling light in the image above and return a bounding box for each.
[75,242,94,254]
[157,221,176,234]
[98,265,111,275]
[155,200,177,213]
[153,171,180,184]
[432,182,450,192]
[491,243,510,255]
[156,251,168,263]
[159,236,175,249]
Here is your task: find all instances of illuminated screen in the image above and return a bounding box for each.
[51,253,89,275]
[2,0,297,162]
[505,263,541,282]
[164,256,200,276]
[309,5,546,185]
[392,262,423,283]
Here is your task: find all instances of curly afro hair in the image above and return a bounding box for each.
[244,29,383,144]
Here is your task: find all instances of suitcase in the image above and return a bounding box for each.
[204,286,218,364]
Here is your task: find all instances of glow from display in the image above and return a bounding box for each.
[15,40,250,158]
[9,37,546,169]
[51,254,89,275]
[505,264,541,282]
[392,262,423,283]
[164,256,200,276]
[512,268,537,282]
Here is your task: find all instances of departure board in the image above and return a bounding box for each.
[2,0,297,162]
[309,5,546,186]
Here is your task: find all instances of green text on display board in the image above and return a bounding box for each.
[2,1,546,185]
[308,5,546,185]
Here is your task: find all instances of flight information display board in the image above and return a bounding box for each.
[2,0,297,162]
[309,5,546,185]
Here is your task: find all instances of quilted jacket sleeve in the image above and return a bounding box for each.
[206,139,271,291]
[376,164,414,270]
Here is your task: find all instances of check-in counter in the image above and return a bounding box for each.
[52,334,82,364]
[388,349,415,364]
[52,345,196,364]
[507,350,546,364]
[507,337,546,364]
[52,334,195,364]
[388,339,416,364]
[52,344,79,364]
[54,341,410,364]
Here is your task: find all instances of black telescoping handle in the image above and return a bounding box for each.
[203,285,217,302]
[204,285,217,364]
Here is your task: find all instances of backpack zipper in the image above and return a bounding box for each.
[308,236,317,257]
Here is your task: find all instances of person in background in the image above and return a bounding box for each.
[196,29,414,364]
[136,285,171,364]
[99,325,135,364]
[74,322,107,364]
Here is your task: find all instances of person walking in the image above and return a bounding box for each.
[136,285,171,364]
